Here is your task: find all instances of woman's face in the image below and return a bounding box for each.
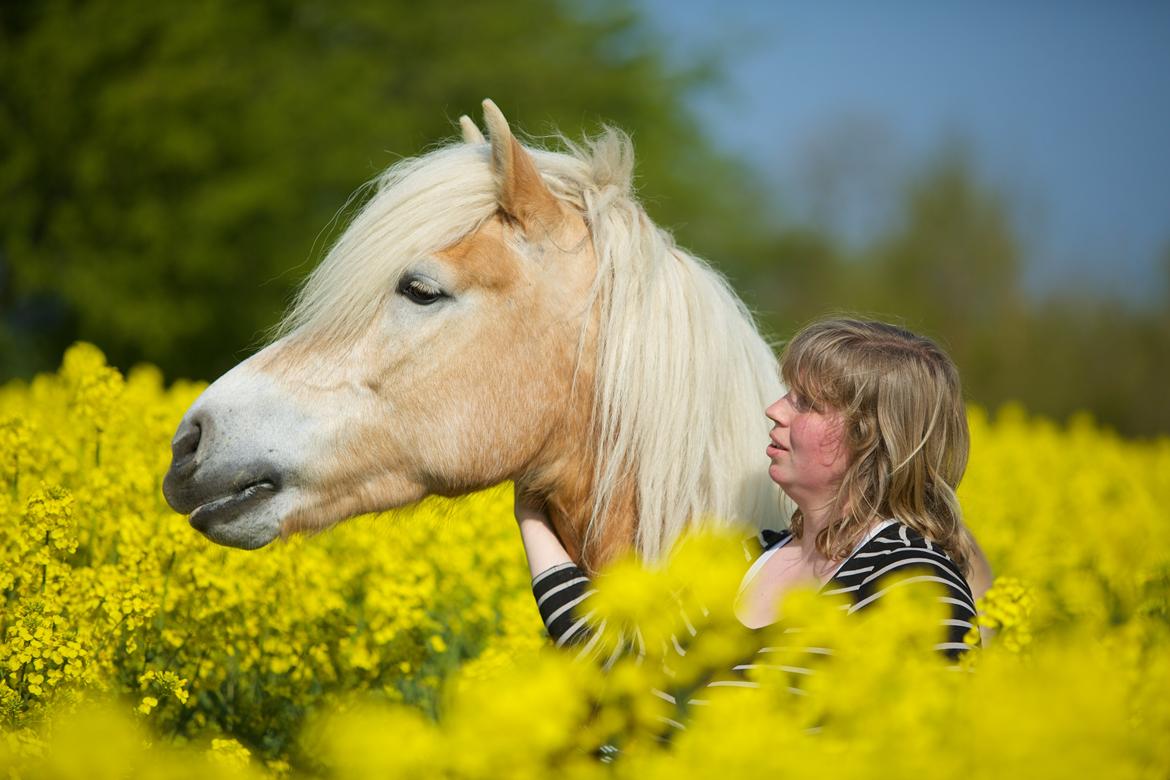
[765,390,851,508]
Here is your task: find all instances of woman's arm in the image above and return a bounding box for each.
[514,485,602,651]
[514,488,574,578]
[514,485,709,674]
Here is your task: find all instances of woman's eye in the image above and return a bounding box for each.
[789,393,810,412]
[397,276,445,305]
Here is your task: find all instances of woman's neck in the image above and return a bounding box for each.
[794,500,841,575]
[796,499,890,581]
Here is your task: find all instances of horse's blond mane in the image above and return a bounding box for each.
[556,131,790,562]
[277,126,790,562]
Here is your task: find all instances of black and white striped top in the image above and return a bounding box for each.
[531,520,980,734]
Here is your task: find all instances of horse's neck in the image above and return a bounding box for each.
[543,460,636,577]
[523,385,637,576]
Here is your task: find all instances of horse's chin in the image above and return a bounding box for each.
[187,487,287,550]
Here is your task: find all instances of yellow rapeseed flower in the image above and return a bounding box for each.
[1,344,1168,778]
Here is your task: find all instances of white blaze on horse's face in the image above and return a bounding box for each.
[163,101,596,549]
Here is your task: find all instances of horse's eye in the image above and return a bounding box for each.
[397,275,445,305]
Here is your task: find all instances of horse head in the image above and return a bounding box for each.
[163,100,787,574]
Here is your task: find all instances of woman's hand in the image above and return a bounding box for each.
[513,482,574,578]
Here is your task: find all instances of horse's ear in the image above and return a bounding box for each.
[458,115,485,145]
[481,99,564,236]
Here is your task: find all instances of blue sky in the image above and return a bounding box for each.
[635,0,1170,303]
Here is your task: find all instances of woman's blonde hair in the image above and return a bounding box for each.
[780,318,977,575]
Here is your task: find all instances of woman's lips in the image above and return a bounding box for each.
[766,441,788,457]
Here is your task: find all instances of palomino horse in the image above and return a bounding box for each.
[162,100,789,575]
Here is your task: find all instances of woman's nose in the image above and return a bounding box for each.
[765,397,789,425]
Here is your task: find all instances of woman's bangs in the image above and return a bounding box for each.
[782,341,846,412]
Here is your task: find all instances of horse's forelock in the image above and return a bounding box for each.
[271,143,499,346]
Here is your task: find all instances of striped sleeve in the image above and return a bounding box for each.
[529,569,720,676]
[531,562,597,647]
[530,561,646,671]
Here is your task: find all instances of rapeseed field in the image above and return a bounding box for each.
[1,343,1167,778]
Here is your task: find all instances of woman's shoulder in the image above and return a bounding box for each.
[867,520,949,554]
[851,521,971,591]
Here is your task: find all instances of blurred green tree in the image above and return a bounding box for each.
[868,144,1023,335]
[863,143,1029,408]
[752,142,1027,387]
[1,0,769,380]
[4,2,1168,435]
[754,139,1170,437]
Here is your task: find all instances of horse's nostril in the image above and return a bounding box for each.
[171,420,202,471]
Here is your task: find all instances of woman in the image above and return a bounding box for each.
[516,318,989,682]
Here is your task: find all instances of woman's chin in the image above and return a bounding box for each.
[767,462,787,487]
